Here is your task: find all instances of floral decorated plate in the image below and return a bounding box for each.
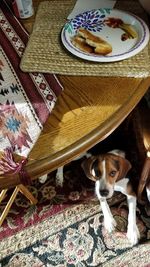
[61,8,150,62]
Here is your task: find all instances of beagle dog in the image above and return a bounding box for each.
[39,149,140,245]
[82,149,140,246]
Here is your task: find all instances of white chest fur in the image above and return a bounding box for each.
[114,178,130,196]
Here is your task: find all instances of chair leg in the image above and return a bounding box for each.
[0,186,19,227]
[18,184,38,204]
[0,185,38,227]
[0,189,8,203]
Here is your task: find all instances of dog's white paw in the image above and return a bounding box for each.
[38,174,48,184]
[104,217,117,233]
[126,224,140,245]
[56,173,64,187]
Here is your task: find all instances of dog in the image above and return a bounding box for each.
[39,149,140,245]
[81,149,140,246]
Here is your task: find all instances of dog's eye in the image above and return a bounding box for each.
[109,170,117,177]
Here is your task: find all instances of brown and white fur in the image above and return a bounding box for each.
[39,149,140,245]
[81,149,140,246]
[146,180,150,202]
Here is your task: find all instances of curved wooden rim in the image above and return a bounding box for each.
[27,78,149,171]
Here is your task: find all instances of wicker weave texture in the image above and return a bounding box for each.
[20,0,150,77]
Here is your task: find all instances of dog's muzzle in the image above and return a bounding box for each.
[99,189,109,197]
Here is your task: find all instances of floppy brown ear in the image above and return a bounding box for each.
[81,156,98,182]
[114,155,132,180]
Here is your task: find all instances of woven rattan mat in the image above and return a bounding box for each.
[20,0,150,77]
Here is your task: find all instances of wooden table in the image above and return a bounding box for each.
[1,0,150,188]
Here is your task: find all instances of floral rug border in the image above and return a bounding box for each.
[1,203,100,259]
[1,200,150,266]
[102,243,150,267]
[0,192,123,260]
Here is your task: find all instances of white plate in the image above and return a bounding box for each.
[61,8,150,62]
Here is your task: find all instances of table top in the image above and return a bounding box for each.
[1,0,150,188]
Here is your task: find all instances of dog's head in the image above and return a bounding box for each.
[82,150,131,199]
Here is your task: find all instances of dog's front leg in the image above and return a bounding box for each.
[100,198,117,233]
[146,185,150,202]
[56,166,64,187]
[126,195,140,245]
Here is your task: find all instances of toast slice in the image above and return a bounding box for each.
[77,28,112,55]
[71,35,94,53]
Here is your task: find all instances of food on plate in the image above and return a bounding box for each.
[71,28,112,55]
[104,17,138,40]
[78,28,112,55]
[71,35,93,53]
[120,23,138,39]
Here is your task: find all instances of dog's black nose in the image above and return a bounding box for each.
[100,189,109,197]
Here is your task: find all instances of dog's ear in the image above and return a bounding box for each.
[112,155,132,180]
[81,156,98,182]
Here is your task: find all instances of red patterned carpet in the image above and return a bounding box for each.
[0,155,150,266]
[0,160,95,241]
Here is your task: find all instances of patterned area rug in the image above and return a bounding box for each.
[0,0,63,157]
[0,158,150,266]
